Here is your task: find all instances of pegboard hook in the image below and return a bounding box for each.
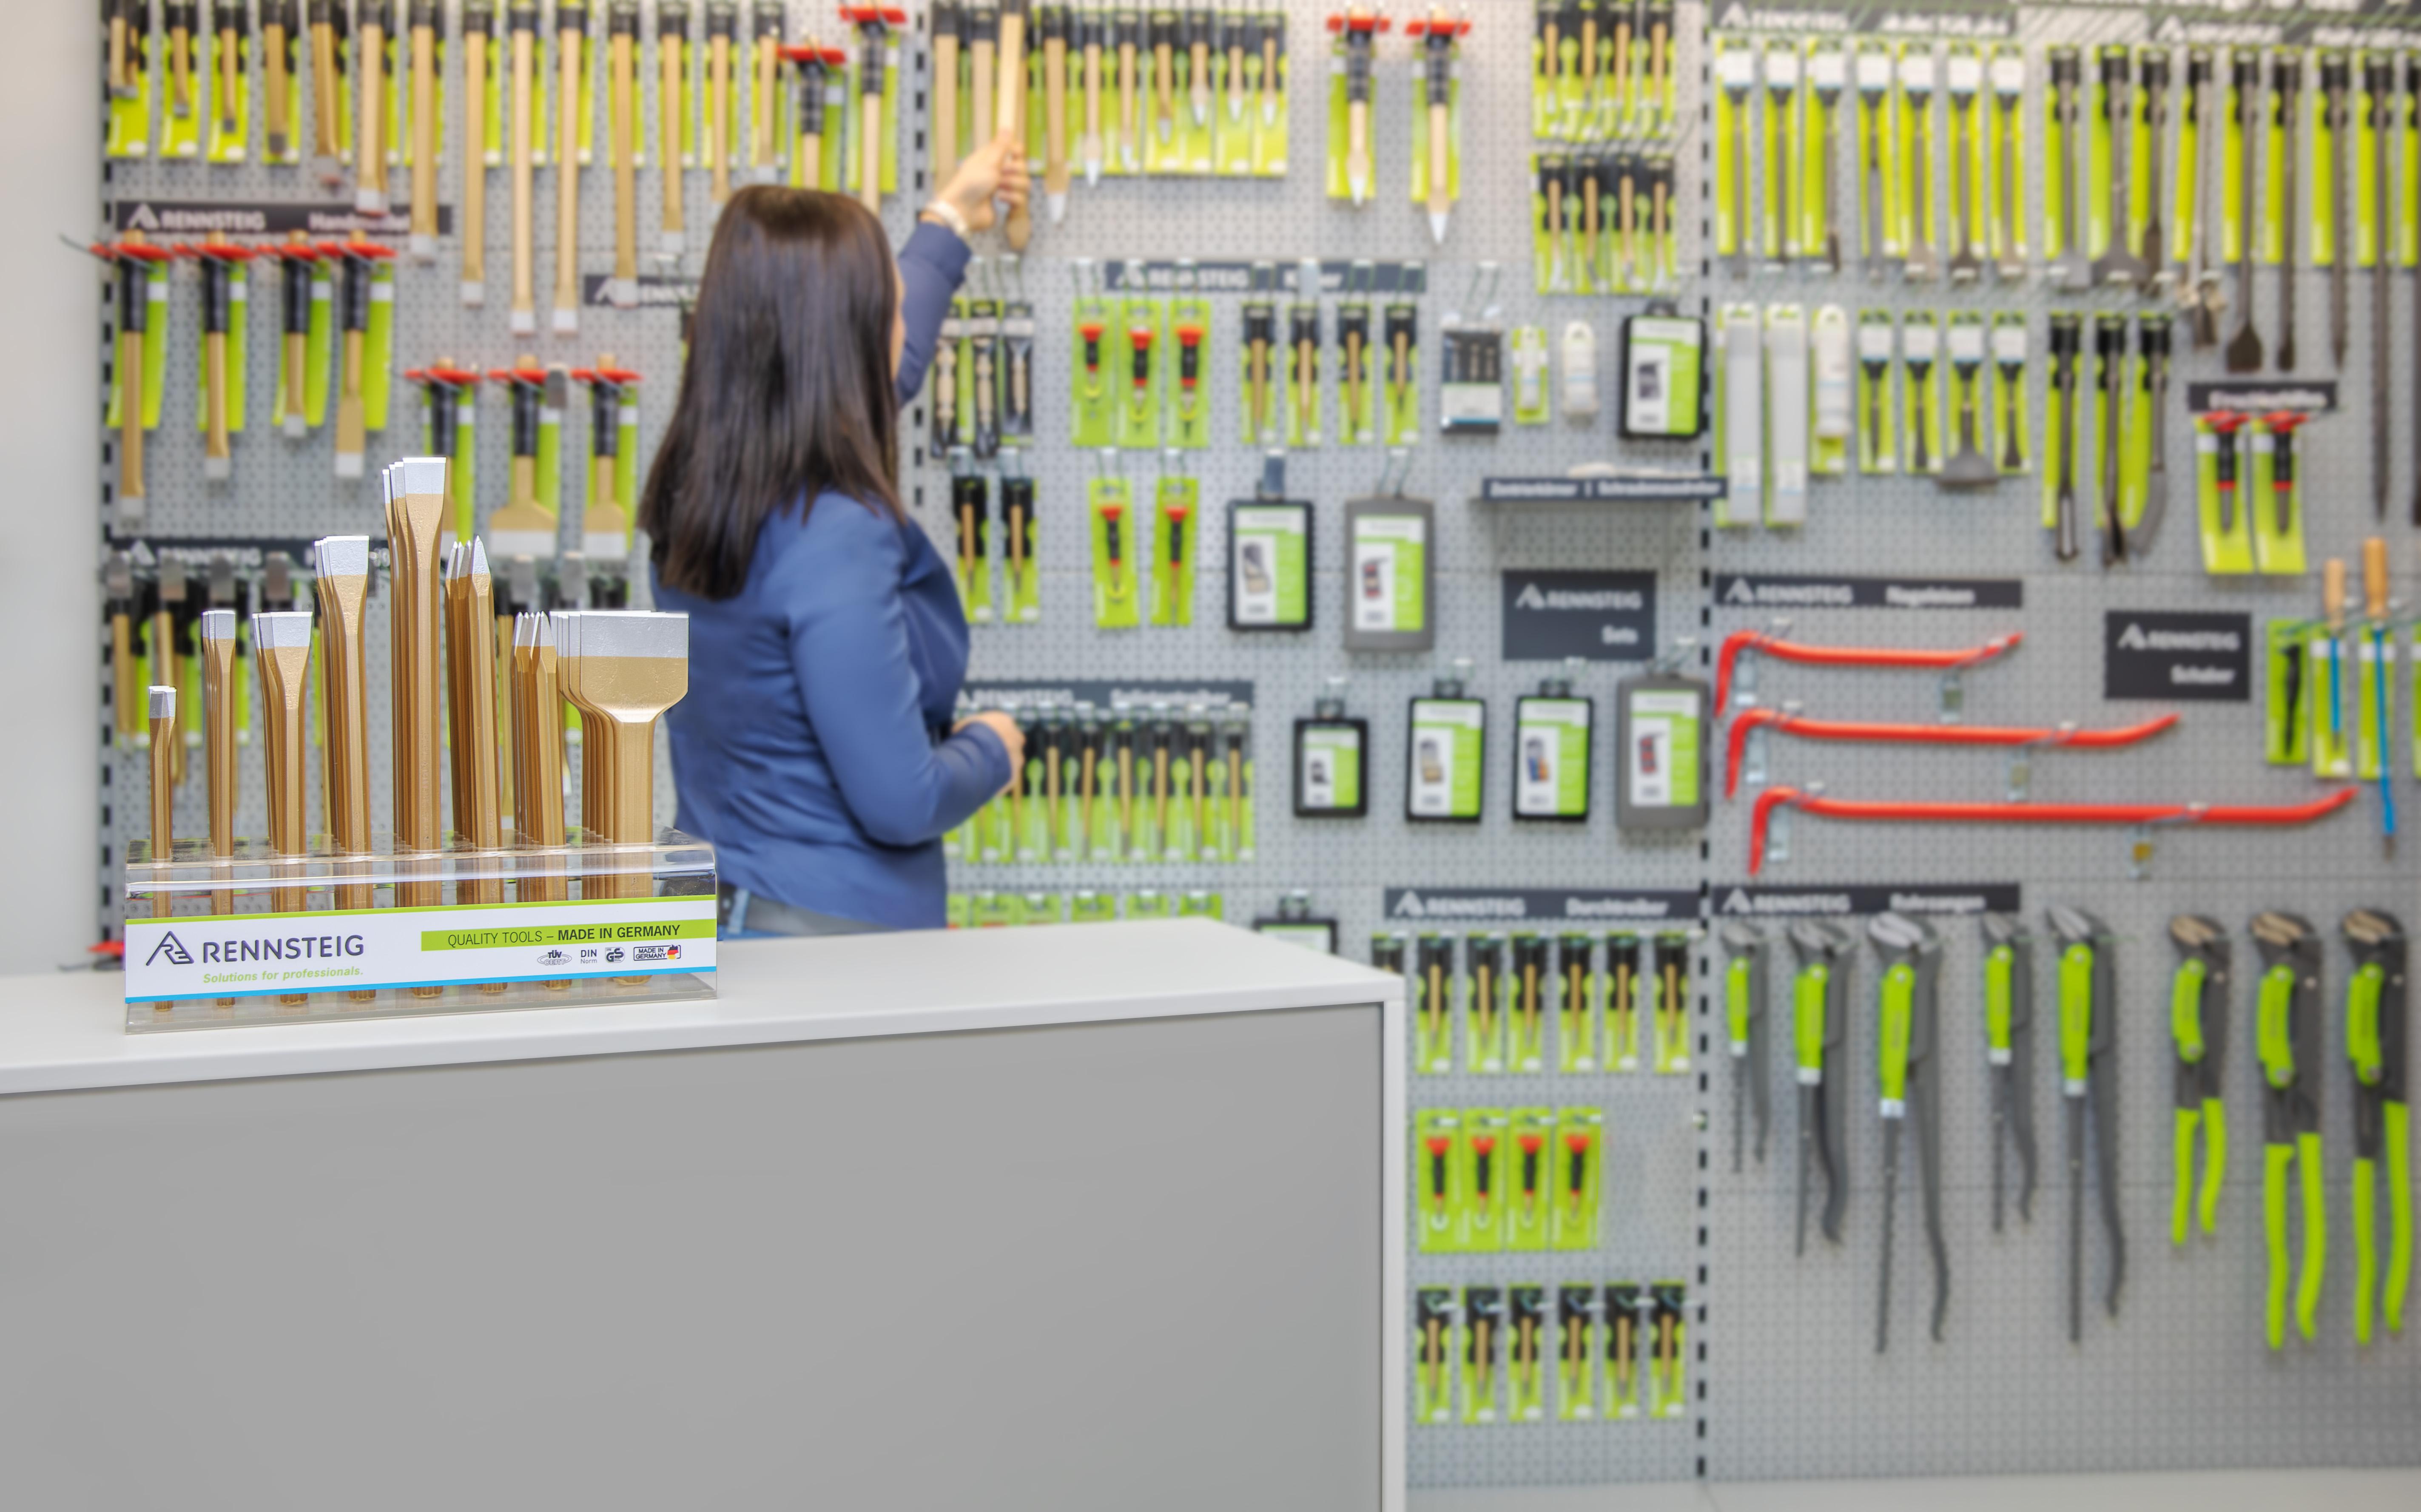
[1377,446,1414,499]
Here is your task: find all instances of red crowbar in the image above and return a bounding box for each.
[1724,709,2181,799]
[1715,628,2025,716]
[1747,785,2359,875]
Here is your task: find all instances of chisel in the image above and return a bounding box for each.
[1259,0,1280,128]
[199,610,236,926]
[706,0,736,204]
[404,0,439,257]
[2370,52,2394,515]
[1341,8,1376,205]
[462,1,492,300]
[1186,0,1209,130]
[2275,52,2302,371]
[312,537,372,915]
[253,612,314,932]
[152,561,186,788]
[264,0,297,159]
[2208,408,2248,535]
[557,612,689,899]
[326,236,395,479]
[309,0,344,181]
[1000,0,1031,248]
[146,684,176,920]
[553,0,588,335]
[355,0,388,213]
[860,12,889,212]
[657,2,688,253]
[2225,50,2264,371]
[1114,6,1138,171]
[2270,409,2310,540]
[1184,706,1208,851]
[605,2,638,305]
[2129,315,2172,559]
[109,235,161,513]
[1077,3,1101,185]
[509,0,539,335]
[787,43,830,190]
[1419,8,1457,244]
[934,0,964,188]
[215,0,246,145]
[387,460,448,916]
[1221,710,1243,856]
[168,0,196,122]
[2185,48,2218,340]
[2326,52,2352,369]
[1042,4,1070,222]
[2091,49,2142,288]
[187,234,247,483]
[2053,47,2086,290]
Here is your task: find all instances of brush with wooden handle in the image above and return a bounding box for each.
[462,0,492,302]
[553,0,588,335]
[355,0,388,212]
[509,0,538,333]
[309,0,343,181]
[607,0,639,307]
[408,0,438,255]
[657,1,688,252]
[263,0,296,155]
[999,0,1031,249]
[751,0,783,179]
[705,0,735,204]
[1042,4,1069,222]
[933,1,964,188]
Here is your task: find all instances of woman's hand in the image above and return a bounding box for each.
[931,131,1030,236]
[956,710,1027,793]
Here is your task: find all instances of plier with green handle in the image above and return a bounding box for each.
[1980,913,2038,1232]
[2343,907,2409,1344]
[2049,906,2124,1342]
[1870,912,1947,1351]
[2168,915,2230,1246]
[1787,919,1855,1256]
[1722,921,1770,1174]
[2252,909,2324,1350]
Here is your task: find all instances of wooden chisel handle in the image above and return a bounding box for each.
[658,29,684,247]
[412,16,438,250]
[555,18,582,332]
[265,17,291,153]
[862,77,883,211]
[934,31,962,187]
[461,26,487,293]
[708,33,731,202]
[612,31,636,288]
[311,15,343,171]
[2325,557,2348,634]
[511,25,536,327]
[1044,30,1068,211]
[2364,536,2390,622]
[121,330,146,504]
[356,14,386,210]
[1000,8,1030,248]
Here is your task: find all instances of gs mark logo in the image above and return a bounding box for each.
[144,932,195,966]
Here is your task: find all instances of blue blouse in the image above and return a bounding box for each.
[654,221,1006,929]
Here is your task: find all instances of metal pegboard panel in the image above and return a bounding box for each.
[93,0,2421,1497]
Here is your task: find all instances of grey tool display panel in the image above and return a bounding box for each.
[83,0,2421,1498]
[0,922,1400,1512]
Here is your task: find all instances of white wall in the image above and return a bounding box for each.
[0,7,102,963]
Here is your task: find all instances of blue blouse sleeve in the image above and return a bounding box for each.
[781,498,1010,846]
[894,220,972,405]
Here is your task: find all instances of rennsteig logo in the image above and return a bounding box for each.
[126,202,160,230]
[1725,577,1757,605]
[144,931,194,966]
[1515,584,1548,610]
[1395,891,1425,918]
[2118,622,2148,650]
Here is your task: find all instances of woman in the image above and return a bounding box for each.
[642,135,1030,936]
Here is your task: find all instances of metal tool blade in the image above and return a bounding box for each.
[1876,1118,1901,1354]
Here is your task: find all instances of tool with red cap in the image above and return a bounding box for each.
[2265,409,2310,539]
[2207,408,2250,536]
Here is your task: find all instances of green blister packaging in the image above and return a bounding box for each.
[1990,313,2029,474]
[1070,890,1118,924]
[206,15,253,163]
[1125,888,1173,921]
[1899,311,1942,476]
[1382,295,1422,444]
[945,891,968,927]
[1606,932,1644,1072]
[1414,1108,1464,1253]
[1460,1108,1510,1252]
[1551,1107,1604,1251]
[1001,476,1039,623]
[1088,474,1140,627]
[105,11,154,159]
[1149,473,1198,627]
[1507,1285,1549,1422]
[2310,627,2354,779]
[1650,932,1692,1075]
[1461,1286,1504,1424]
[2353,629,2394,782]
[1855,310,1897,474]
[1510,325,1552,426]
[1116,296,1163,448]
[1413,933,1457,1074]
[1166,295,1212,447]
[1506,1107,1556,1252]
[2194,412,2255,574]
[1415,1288,1456,1424]
[1465,933,1509,1074]
[194,254,251,440]
[966,890,1024,928]
[1556,1284,1599,1421]
[2250,417,2309,576]
[1607,1283,1645,1418]
[1070,286,1117,446]
[105,258,173,435]
[1507,934,1552,1071]
[1648,1283,1688,1418]
[951,471,996,621]
[2267,619,2313,765]
[1556,933,1598,1073]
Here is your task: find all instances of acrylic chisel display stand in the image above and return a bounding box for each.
[120,829,717,1032]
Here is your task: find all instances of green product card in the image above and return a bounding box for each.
[1619,315,1704,439]
[1408,698,1485,821]
[1296,722,1364,814]
[1513,697,1591,820]
[1416,1109,1464,1253]
[1229,504,1309,628]
[1625,688,1701,810]
[1351,514,1427,634]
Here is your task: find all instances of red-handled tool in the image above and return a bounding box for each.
[1724,708,2181,799]
[1127,324,1156,421]
[1425,1134,1452,1215]
[1748,785,2358,875]
[1471,1133,1496,1215]
[1716,627,2025,716]
[1518,1132,1544,1216]
[2207,409,2250,536]
[1563,1130,1594,1216]
[2263,410,2311,538]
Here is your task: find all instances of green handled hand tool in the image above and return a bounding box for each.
[2253,909,2324,1349]
[2168,915,2230,1245]
[1722,921,1770,1173]
[1981,913,2038,1232]
[1788,919,1855,1255]
[2343,907,2410,1342]
[1870,911,1947,1351]
[2049,905,2124,1341]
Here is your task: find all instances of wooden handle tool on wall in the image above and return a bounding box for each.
[706,1,735,204]
[1000,0,1031,248]
[409,0,438,257]
[309,0,343,180]
[554,0,588,334]
[607,0,639,307]
[462,0,492,301]
[355,0,388,213]
[933,2,964,189]
[263,0,295,157]
[1042,4,1069,223]
[657,0,688,251]
[509,0,538,332]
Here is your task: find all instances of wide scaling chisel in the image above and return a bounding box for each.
[2049,905,2124,1341]
[2343,908,2411,1343]
[2253,910,2324,1347]
[1981,913,2038,1231]
[326,236,395,479]
[308,0,345,182]
[509,0,541,334]
[1042,4,1070,222]
[553,0,589,335]
[605,1,640,307]
[1788,920,1854,1255]
[264,0,298,162]
[2169,915,2230,1245]
[999,0,1032,249]
[1722,922,1770,1173]
[705,0,736,205]
[355,0,389,212]
[2091,49,2143,288]
[1870,912,1947,1350]
[657,1,688,253]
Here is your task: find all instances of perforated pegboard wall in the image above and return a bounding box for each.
[92,0,2421,1495]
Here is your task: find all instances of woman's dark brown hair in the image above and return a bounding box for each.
[640,186,901,600]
